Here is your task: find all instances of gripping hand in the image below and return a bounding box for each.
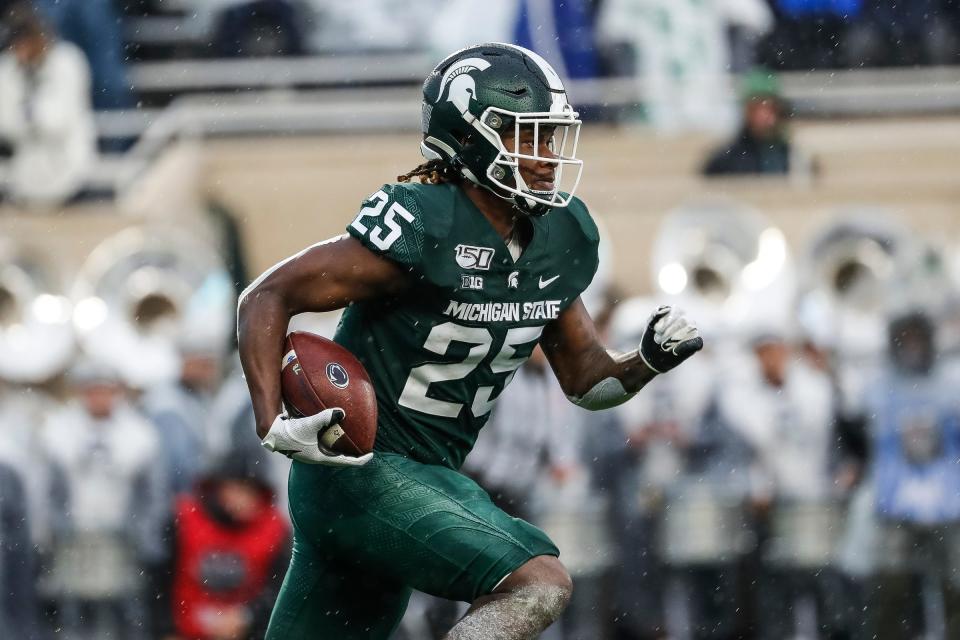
[261,409,372,467]
[638,305,703,374]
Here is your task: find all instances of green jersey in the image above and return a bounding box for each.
[336,182,599,469]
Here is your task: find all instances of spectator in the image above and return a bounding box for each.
[0,459,43,639]
[760,0,863,69]
[427,0,517,57]
[851,309,960,638]
[0,4,95,207]
[605,298,747,640]
[512,0,600,81]
[150,454,290,640]
[307,0,443,55]
[844,0,959,67]
[702,70,792,176]
[40,359,167,639]
[597,298,703,640]
[725,0,778,71]
[717,329,850,639]
[31,0,135,110]
[142,337,224,498]
[0,381,59,554]
[214,0,304,57]
[596,0,772,133]
[205,354,291,515]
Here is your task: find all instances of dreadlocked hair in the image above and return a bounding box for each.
[397,159,462,185]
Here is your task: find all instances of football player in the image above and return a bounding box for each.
[238,43,702,640]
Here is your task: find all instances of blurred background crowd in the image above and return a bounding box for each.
[2,0,960,639]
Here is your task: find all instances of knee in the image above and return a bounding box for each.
[497,555,573,617]
[534,580,572,620]
[518,582,570,627]
[536,556,573,602]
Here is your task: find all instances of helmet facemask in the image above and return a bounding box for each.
[478,105,583,216]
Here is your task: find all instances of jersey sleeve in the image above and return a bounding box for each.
[346,183,428,272]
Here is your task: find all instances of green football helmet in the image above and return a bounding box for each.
[420,42,583,216]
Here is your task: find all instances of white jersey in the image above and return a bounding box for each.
[41,401,160,533]
[0,41,95,206]
[718,357,835,501]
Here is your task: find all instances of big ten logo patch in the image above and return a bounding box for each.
[455,244,494,270]
[460,275,484,291]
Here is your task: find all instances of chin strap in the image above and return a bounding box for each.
[450,154,556,216]
[516,196,552,216]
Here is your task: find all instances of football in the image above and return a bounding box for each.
[280,331,378,456]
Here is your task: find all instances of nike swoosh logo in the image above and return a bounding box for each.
[539,275,560,289]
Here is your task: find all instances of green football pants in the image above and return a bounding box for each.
[265,453,559,640]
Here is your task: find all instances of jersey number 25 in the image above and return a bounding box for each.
[399,322,543,418]
[350,190,414,251]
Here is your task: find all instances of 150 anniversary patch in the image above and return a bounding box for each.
[455,244,495,270]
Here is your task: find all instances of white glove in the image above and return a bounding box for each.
[638,305,703,374]
[261,409,373,467]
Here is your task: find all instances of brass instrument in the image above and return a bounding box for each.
[0,239,75,383]
[70,226,235,387]
[650,200,793,338]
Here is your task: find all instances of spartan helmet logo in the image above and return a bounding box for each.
[439,57,492,115]
[508,271,520,289]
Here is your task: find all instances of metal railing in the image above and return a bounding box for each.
[123,53,960,113]
[19,59,960,201]
[129,53,432,92]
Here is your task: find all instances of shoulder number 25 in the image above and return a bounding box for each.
[350,190,414,251]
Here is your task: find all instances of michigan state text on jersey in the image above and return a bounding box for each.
[237,43,702,640]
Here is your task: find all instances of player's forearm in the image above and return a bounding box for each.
[542,299,657,409]
[237,289,288,438]
[564,347,657,410]
[607,348,659,392]
[557,305,703,410]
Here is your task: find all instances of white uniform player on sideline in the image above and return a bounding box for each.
[0,382,60,553]
[718,327,836,505]
[141,335,225,497]
[39,359,168,640]
[609,297,738,640]
[716,326,845,639]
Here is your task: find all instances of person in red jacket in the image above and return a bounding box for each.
[152,454,290,640]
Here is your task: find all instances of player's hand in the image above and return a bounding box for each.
[261,410,373,467]
[638,305,703,374]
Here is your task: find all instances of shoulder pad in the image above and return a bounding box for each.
[542,195,601,299]
[346,182,454,272]
[383,182,456,241]
[562,195,600,245]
